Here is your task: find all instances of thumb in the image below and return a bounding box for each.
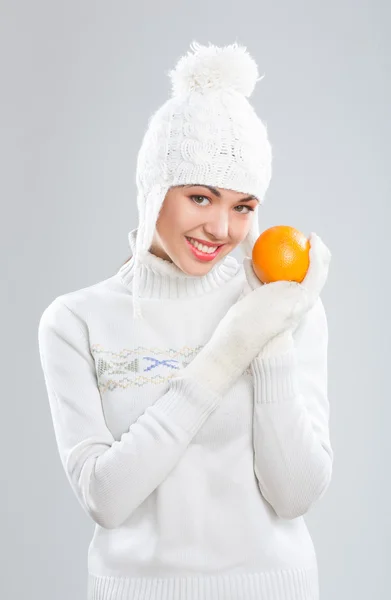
[243,256,263,291]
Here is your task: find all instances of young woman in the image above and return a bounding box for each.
[38,41,333,600]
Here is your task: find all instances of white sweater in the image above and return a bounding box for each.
[37,228,333,600]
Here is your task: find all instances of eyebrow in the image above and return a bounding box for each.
[182,184,259,203]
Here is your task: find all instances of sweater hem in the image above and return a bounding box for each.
[88,566,319,599]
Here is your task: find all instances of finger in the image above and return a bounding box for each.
[301,232,332,299]
[309,232,332,263]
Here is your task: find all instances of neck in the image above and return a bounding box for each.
[115,227,241,300]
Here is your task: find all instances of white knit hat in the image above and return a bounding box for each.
[131,41,272,319]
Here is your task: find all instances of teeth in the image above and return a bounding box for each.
[188,237,218,254]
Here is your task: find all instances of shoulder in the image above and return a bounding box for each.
[38,274,120,336]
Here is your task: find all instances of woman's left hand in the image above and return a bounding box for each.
[242,232,332,358]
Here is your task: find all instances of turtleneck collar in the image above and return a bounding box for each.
[115,228,241,300]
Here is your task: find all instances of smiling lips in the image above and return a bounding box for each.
[186,236,224,248]
[185,236,225,261]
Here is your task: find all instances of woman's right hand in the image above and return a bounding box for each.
[181,232,331,397]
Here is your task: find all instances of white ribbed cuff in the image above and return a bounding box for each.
[251,347,299,404]
[151,376,221,437]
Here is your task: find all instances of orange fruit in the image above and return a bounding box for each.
[252,225,310,284]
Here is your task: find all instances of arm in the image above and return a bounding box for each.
[38,298,221,530]
[251,297,333,520]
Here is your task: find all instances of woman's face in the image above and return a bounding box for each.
[150,184,259,275]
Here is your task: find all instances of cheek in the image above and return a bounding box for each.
[165,200,198,231]
[156,204,189,248]
[231,217,253,242]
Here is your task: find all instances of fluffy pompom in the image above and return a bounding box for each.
[168,41,263,98]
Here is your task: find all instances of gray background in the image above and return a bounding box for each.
[2,1,389,598]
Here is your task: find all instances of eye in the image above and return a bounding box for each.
[190,195,210,206]
[190,195,255,214]
[235,205,255,214]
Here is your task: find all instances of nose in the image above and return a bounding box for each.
[204,209,229,242]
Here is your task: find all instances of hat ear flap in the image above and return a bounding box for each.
[240,213,260,258]
[132,184,170,320]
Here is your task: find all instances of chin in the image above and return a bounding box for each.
[180,253,226,276]
[177,260,212,276]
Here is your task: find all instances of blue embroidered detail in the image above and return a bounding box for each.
[143,357,180,372]
[90,343,252,392]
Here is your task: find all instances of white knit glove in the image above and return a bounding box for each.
[181,232,331,397]
[240,255,294,358]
